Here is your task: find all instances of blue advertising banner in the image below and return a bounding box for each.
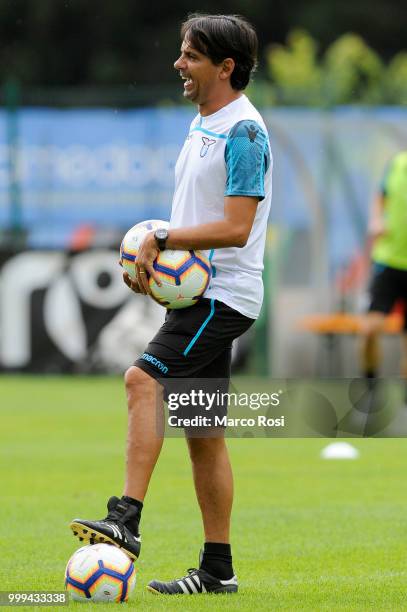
[0,106,406,271]
[0,108,195,246]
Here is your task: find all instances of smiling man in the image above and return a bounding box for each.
[70,14,272,595]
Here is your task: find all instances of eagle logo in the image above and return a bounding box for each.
[245,124,259,143]
[200,136,216,157]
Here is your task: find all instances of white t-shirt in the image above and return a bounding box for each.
[170,94,272,319]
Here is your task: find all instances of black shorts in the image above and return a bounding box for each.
[135,297,254,381]
[369,263,407,330]
[134,298,253,429]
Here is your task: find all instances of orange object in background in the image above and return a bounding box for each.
[299,312,403,335]
[69,224,96,251]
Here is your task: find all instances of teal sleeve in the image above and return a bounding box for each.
[224,120,270,201]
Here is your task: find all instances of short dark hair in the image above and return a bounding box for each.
[180,14,258,91]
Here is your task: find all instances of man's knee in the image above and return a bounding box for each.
[124,366,156,400]
[187,436,226,463]
[361,312,386,337]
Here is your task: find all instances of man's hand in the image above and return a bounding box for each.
[135,231,162,294]
[123,271,143,294]
[368,217,387,242]
[368,193,387,244]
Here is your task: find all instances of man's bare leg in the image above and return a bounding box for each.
[186,435,233,543]
[184,434,235,581]
[360,312,386,377]
[146,433,238,593]
[123,366,164,501]
[69,366,163,558]
[401,333,407,379]
[401,333,407,406]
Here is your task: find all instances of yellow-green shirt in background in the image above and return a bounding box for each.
[372,151,407,271]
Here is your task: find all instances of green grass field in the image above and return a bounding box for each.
[1,375,407,611]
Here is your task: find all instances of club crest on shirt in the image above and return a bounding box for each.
[245,124,259,142]
[200,136,216,157]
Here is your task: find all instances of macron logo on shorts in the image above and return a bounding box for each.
[141,353,169,374]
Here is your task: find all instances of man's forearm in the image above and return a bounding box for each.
[368,194,386,235]
[166,220,247,250]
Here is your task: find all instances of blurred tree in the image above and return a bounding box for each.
[264,29,406,106]
[0,0,405,106]
[266,29,323,105]
[384,52,407,105]
[281,0,407,61]
[323,34,384,105]
[246,80,277,108]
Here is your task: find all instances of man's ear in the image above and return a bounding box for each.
[219,58,235,80]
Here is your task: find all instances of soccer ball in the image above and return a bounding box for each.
[120,219,167,280]
[65,544,136,603]
[120,220,211,309]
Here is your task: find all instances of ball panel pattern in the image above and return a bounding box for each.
[120,220,211,309]
[65,544,136,603]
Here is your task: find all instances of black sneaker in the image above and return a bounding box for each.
[147,568,238,595]
[69,496,141,561]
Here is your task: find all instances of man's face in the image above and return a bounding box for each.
[174,38,222,105]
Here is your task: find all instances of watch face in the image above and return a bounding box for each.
[156,228,168,240]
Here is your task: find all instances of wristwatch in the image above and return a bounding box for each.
[154,227,169,251]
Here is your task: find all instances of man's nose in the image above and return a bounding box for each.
[174,56,185,70]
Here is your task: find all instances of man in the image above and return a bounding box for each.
[70,13,272,595]
[361,150,407,380]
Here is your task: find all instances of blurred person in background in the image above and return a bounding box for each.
[69,13,272,595]
[361,150,407,387]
